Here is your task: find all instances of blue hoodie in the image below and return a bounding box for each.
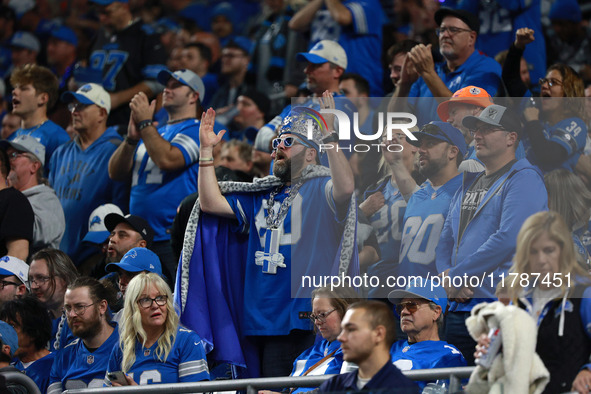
[436,158,548,311]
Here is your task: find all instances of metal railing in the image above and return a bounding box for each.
[64,366,475,394]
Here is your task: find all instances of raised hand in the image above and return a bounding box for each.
[318,90,336,135]
[200,108,226,149]
[514,28,535,50]
[129,92,155,123]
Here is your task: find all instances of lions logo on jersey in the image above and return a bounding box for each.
[87,355,94,365]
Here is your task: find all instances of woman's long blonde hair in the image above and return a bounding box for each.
[504,211,589,301]
[119,272,179,373]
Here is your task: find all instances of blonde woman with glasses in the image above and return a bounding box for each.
[106,272,209,386]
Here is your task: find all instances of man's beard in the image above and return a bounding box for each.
[273,149,307,183]
[69,309,102,340]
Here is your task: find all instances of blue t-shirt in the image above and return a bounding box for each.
[225,176,346,335]
[130,119,200,241]
[13,352,56,393]
[408,51,502,127]
[365,178,407,264]
[12,120,70,173]
[399,174,463,279]
[391,340,466,389]
[49,127,128,265]
[48,326,119,393]
[51,314,75,351]
[107,327,209,384]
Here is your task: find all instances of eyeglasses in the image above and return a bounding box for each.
[396,301,428,315]
[68,102,92,112]
[7,151,25,161]
[309,309,336,323]
[63,302,95,316]
[0,280,20,290]
[138,295,168,308]
[436,26,472,36]
[539,78,562,87]
[26,275,51,287]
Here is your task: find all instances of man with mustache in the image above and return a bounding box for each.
[388,280,466,390]
[389,8,502,127]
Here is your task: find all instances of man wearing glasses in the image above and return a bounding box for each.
[51,83,127,267]
[388,121,466,280]
[0,256,28,305]
[389,8,502,127]
[0,135,65,252]
[48,277,118,393]
[388,280,466,390]
[436,104,547,365]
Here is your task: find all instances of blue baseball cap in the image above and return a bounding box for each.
[388,279,448,313]
[407,121,468,157]
[157,69,205,102]
[105,247,162,275]
[50,26,78,46]
[0,320,18,357]
[226,36,253,55]
[211,2,234,23]
[549,0,581,22]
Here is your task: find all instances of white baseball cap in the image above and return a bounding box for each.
[82,203,124,244]
[0,256,28,285]
[296,40,347,70]
[61,83,111,114]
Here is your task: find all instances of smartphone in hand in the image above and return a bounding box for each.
[108,371,129,386]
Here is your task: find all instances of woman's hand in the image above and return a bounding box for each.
[111,374,138,386]
[523,106,540,122]
[473,333,491,361]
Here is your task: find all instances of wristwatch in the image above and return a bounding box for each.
[322,132,339,144]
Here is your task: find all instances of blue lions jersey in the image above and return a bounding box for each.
[130,119,200,241]
[49,127,128,265]
[399,175,462,279]
[522,117,587,173]
[225,177,346,335]
[391,340,466,389]
[365,178,407,264]
[107,327,209,384]
[13,352,56,393]
[48,326,119,393]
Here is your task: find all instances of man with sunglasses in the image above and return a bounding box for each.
[51,83,127,267]
[0,135,65,253]
[0,256,28,305]
[389,121,466,280]
[180,102,357,378]
[436,104,547,365]
[389,8,502,127]
[49,277,118,393]
[388,280,466,390]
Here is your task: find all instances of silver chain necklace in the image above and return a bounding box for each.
[265,178,304,229]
